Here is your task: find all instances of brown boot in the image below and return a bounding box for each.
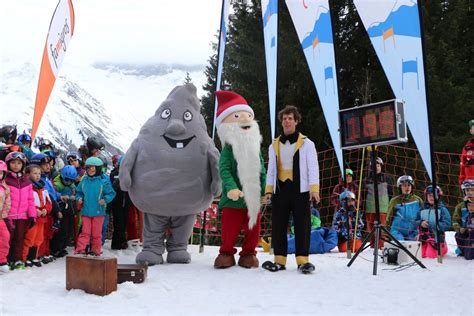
[238,254,259,268]
[214,254,236,269]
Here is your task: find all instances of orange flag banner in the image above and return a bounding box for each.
[32,0,75,140]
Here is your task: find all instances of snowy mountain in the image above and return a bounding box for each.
[0,59,207,158]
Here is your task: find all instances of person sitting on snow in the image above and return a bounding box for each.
[386,175,423,241]
[453,179,474,260]
[417,185,451,258]
[332,190,364,253]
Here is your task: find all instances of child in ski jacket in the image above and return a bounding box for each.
[0,160,11,272]
[386,175,423,241]
[75,157,115,256]
[51,166,77,257]
[454,199,474,260]
[417,185,451,258]
[332,191,364,252]
[22,165,52,266]
[5,152,36,269]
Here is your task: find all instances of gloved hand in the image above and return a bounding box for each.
[51,220,61,233]
[4,219,14,233]
[28,217,36,228]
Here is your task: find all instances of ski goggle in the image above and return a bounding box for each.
[9,152,26,160]
[42,150,57,159]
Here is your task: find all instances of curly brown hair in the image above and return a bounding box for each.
[278,105,301,123]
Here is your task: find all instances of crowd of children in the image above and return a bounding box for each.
[0,119,473,273]
[0,126,143,272]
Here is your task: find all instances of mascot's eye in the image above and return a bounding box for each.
[234,113,240,119]
[183,111,193,121]
[248,113,252,118]
[161,109,171,119]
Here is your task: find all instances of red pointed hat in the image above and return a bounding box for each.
[215,90,254,127]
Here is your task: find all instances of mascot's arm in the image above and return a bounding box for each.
[208,145,222,197]
[219,145,239,193]
[119,139,139,191]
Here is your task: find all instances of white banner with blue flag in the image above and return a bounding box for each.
[212,0,231,139]
[286,0,343,173]
[261,0,278,139]
[354,0,433,180]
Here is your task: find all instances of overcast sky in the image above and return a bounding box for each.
[0,0,223,66]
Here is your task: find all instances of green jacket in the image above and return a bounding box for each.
[386,194,423,228]
[218,144,266,209]
[53,174,76,196]
[453,201,465,233]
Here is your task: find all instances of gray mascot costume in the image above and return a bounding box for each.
[119,84,221,265]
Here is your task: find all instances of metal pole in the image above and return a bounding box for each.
[371,145,380,275]
[418,0,442,263]
[212,0,227,139]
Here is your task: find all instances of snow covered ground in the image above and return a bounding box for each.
[0,232,472,316]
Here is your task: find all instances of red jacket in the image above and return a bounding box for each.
[459,138,474,184]
[5,172,36,220]
[32,185,53,224]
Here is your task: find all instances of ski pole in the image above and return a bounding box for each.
[353,147,365,252]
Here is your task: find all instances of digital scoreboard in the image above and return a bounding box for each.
[339,99,407,150]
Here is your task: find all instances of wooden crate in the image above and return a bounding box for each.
[66,255,117,296]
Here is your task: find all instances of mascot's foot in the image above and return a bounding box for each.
[214,254,236,269]
[166,250,191,264]
[136,251,164,266]
[238,254,259,269]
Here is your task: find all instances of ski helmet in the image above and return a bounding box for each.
[339,190,356,202]
[18,132,32,143]
[30,153,51,165]
[5,151,27,169]
[37,138,54,152]
[86,136,105,152]
[424,185,443,197]
[66,151,81,162]
[397,175,414,191]
[0,125,17,144]
[461,179,474,197]
[61,165,78,182]
[85,157,103,176]
[0,160,7,172]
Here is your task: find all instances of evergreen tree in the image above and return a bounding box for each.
[201,0,472,154]
[183,72,193,85]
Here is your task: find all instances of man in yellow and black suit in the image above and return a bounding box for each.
[263,105,320,274]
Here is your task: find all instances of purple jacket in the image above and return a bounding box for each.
[5,172,36,220]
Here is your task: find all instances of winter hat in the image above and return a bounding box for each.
[214,90,254,127]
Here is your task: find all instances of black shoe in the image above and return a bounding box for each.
[88,251,99,257]
[298,262,315,274]
[262,260,286,272]
[32,259,42,267]
[40,257,51,264]
[59,249,68,257]
[25,260,34,268]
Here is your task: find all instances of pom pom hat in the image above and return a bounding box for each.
[214,90,254,127]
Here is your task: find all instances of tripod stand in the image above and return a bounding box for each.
[347,145,426,275]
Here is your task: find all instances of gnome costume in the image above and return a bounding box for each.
[213,90,266,269]
[119,84,221,265]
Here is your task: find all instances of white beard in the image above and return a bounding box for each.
[217,121,262,228]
